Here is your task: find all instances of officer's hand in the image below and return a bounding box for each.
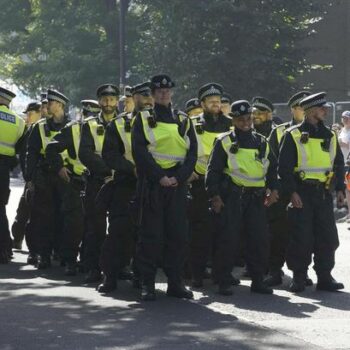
[168,177,178,187]
[211,195,224,214]
[265,189,279,207]
[290,192,303,208]
[337,190,345,208]
[58,167,71,183]
[187,172,199,183]
[159,176,172,187]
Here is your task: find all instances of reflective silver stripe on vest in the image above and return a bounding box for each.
[0,141,15,149]
[140,111,156,146]
[151,152,186,162]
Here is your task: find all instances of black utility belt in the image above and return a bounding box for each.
[232,183,265,196]
[298,179,327,189]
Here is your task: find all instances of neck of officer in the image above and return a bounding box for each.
[52,110,65,123]
[102,112,115,123]
[305,114,319,126]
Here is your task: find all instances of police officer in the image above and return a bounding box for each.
[264,91,312,286]
[26,89,70,270]
[0,87,26,263]
[79,84,119,283]
[252,96,275,138]
[45,100,89,275]
[279,92,345,293]
[206,100,278,295]
[188,83,232,288]
[132,74,197,301]
[185,98,203,118]
[97,82,154,293]
[12,102,42,252]
[80,100,101,120]
[121,86,135,114]
[221,93,232,116]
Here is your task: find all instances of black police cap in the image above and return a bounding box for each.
[288,91,311,108]
[80,99,101,113]
[221,92,232,104]
[185,98,201,113]
[96,84,120,98]
[124,86,133,97]
[231,100,252,117]
[47,89,69,105]
[252,96,274,112]
[198,83,223,101]
[150,74,175,90]
[132,82,152,96]
[0,87,16,102]
[23,101,41,113]
[299,92,330,111]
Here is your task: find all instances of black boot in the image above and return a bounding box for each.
[27,253,38,265]
[118,266,134,280]
[231,276,241,286]
[251,277,273,294]
[97,275,117,293]
[167,283,193,299]
[218,284,233,296]
[12,238,23,250]
[289,272,306,293]
[141,283,156,301]
[316,275,344,292]
[84,269,102,283]
[65,262,77,276]
[264,269,283,287]
[191,278,203,288]
[36,255,51,269]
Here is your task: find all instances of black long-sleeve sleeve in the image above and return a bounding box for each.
[268,127,280,160]
[278,132,297,196]
[266,144,279,191]
[102,121,135,176]
[79,123,111,177]
[174,119,197,183]
[46,127,73,174]
[17,128,29,176]
[131,113,166,182]
[25,124,42,182]
[205,139,227,198]
[334,141,345,192]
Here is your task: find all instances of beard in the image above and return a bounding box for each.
[102,105,116,114]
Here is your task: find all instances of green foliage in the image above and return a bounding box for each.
[0,0,332,106]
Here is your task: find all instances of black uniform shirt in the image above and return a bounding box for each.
[254,120,274,138]
[25,116,69,181]
[131,103,197,184]
[206,127,278,197]
[278,120,345,195]
[201,112,232,133]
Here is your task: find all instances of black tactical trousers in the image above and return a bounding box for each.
[30,169,84,262]
[0,163,11,254]
[286,185,339,278]
[189,178,214,279]
[11,184,30,244]
[215,187,270,286]
[83,177,106,271]
[267,194,290,272]
[136,182,189,285]
[99,179,136,277]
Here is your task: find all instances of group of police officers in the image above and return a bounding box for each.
[0,74,345,301]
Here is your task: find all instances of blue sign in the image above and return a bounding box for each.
[0,112,15,124]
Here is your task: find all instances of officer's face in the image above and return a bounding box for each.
[27,110,41,125]
[292,106,305,123]
[188,107,203,117]
[201,95,221,115]
[252,109,272,125]
[41,103,51,118]
[153,88,172,106]
[47,100,64,117]
[234,114,253,131]
[124,97,135,113]
[133,94,154,110]
[221,103,231,116]
[99,95,119,114]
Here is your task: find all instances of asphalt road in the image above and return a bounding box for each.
[1,179,350,350]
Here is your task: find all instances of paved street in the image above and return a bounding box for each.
[1,180,350,350]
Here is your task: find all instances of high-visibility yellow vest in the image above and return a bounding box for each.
[289,127,337,182]
[86,116,105,156]
[0,105,25,156]
[194,127,222,175]
[140,110,190,169]
[273,122,290,144]
[114,113,134,164]
[219,131,270,187]
[65,122,86,176]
